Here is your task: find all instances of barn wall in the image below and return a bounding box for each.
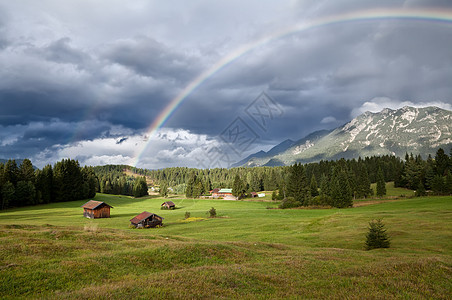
[93,206,110,218]
[83,208,94,219]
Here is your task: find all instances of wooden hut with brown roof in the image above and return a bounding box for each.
[81,200,113,219]
[161,201,175,210]
[130,211,163,228]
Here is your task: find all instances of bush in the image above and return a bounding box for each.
[278,197,301,209]
[184,211,191,219]
[208,207,217,218]
[365,219,390,250]
[308,195,332,206]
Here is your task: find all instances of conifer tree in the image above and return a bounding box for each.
[376,167,386,197]
[1,182,15,210]
[287,163,309,206]
[365,219,390,250]
[19,159,35,183]
[159,181,168,198]
[415,180,426,197]
[330,168,353,208]
[435,148,449,176]
[185,171,197,198]
[319,174,330,197]
[232,174,245,199]
[310,175,319,197]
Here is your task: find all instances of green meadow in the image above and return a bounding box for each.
[0,189,451,299]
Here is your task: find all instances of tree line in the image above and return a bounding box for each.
[0,159,97,210]
[140,149,452,204]
[92,165,148,198]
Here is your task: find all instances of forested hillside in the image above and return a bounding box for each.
[93,148,452,204]
[0,159,96,210]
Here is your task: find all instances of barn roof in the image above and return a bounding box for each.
[130,211,163,224]
[218,188,232,193]
[161,201,175,206]
[81,200,112,210]
[210,188,220,193]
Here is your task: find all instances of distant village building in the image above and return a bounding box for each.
[130,211,163,228]
[209,188,220,195]
[211,188,235,200]
[250,192,258,198]
[81,200,113,219]
[161,201,176,210]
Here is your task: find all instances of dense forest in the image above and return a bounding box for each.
[0,159,96,210]
[92,165,149,198]
[94,148,452,207]
[1,148,451,210]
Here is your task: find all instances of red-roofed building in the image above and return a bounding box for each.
[130,211,164,228]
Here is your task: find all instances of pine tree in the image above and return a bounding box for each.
[232,174,245,199]
[1,181,15,209]
[19,159,35,183]
[431,175,445,195]
[415,180,426,197]
[133,177,148,197]
[330,168,353,208]
[159,181,168,198]
[376,167,386,197]
[4,160,19,186]
[286,163,309,206]
[319,174,330,197]
[185,172,196,198]
[435,148,449,176]
[365,219,390,250]
[16,181,36,206]
[445,172,452,195]
[310,176,319,197]
[356,164,371,199]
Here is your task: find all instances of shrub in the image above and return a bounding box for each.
[308,195,332,206]
[184,211,191,219]
[365,219,390,250]
[278,197,301,209]
[208,207,217,218]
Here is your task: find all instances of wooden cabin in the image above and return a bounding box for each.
[81,200,113,219]
[161,201,176,210]
[130,211,164,228]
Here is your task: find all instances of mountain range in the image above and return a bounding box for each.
[234,106,452,167]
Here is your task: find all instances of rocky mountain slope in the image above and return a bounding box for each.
[236,106,452,167]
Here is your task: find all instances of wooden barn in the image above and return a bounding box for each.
[81,200,113,219]
[161,201,175,209]
[130,211,164,228]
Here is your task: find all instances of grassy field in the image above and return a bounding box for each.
[0,189,451,298]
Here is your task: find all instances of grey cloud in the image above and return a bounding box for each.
[43,37,90,67]
[104,36,202,82]
[1,1,451,168]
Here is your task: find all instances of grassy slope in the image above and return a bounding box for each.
[0,191,451,299]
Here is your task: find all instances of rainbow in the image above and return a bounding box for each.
[130,8,452,167]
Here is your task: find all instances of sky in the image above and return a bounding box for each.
[1,0,452,169]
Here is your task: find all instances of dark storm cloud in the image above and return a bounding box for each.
[42,37,90,67]
[104,36,202,82]
[0,0,451,168]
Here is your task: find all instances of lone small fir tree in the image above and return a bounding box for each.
[365,219,390,250]
[209,207,216,218]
